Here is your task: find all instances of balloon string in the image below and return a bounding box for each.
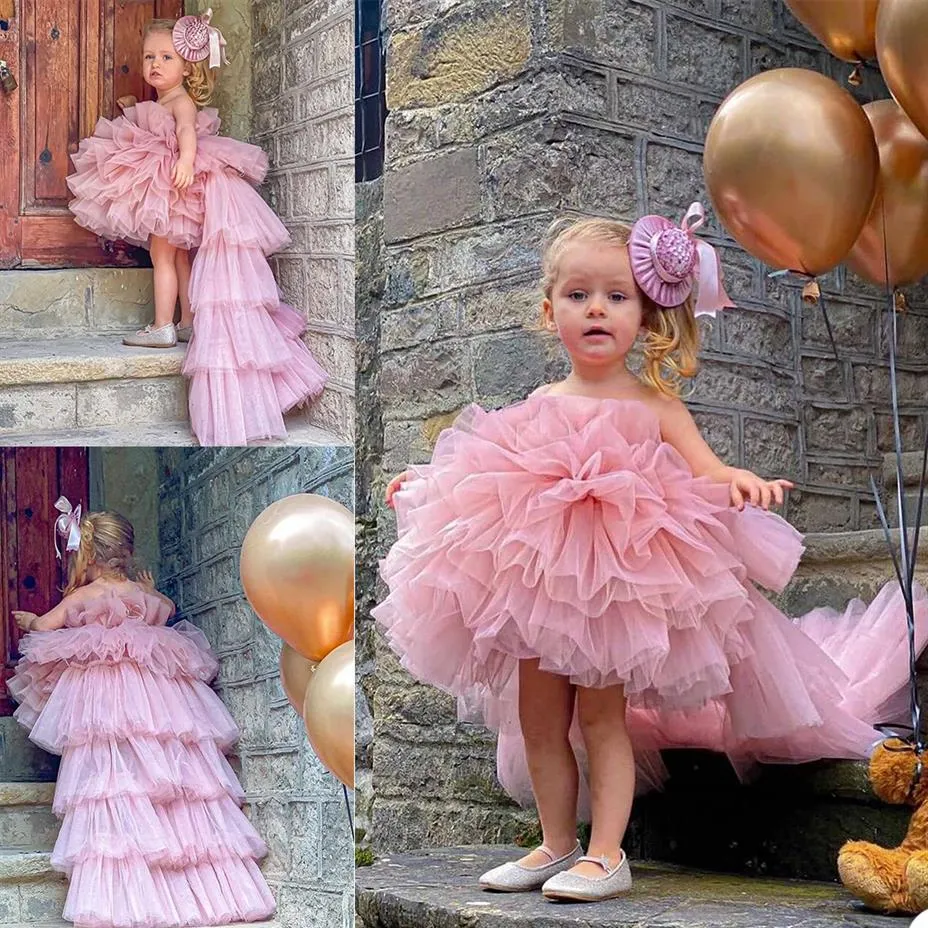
[343,782,354,837]
[870,189,925,755]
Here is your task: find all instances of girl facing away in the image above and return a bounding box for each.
[66,10,328,446]
[11,502,275,927]
[373,204,928,902]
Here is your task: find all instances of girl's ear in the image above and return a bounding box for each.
[542,298,557,332]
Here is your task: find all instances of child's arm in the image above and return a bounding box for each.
[385,471,411,509]
[171,95,198,191]
[12,587,86,633]
[659,398,793,511]
[137,570,177,618]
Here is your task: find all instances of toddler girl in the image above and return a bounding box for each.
[66,10,328,446]
[11,501,275,927]
[374,205,928,902]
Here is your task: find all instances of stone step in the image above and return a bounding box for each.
[0,850,67,924]
[779,527,928,615]
[0,786,58,853]
[0,335,344,445]
[356,845,894,928]
[0,269,153,339]
[0,336,187,434]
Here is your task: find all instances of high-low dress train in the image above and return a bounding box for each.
[9,581,276,928]
[372,395,928,807]
[65,101,327,446]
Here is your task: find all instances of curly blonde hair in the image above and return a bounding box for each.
[63,511,136,596]
[540,217,700,398]
[145,19,217,107]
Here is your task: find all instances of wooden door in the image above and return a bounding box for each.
[0,448,89,715]
[0,0,182,269]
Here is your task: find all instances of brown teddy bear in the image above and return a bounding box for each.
[838,737,928,914]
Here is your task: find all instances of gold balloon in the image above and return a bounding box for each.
[303,640,355,789]
[704,68,878,277]
[280,643,318,715]
[847,100,928,287]
[876,0,928,140]
[786,0,878,62]
[240,493,354,663]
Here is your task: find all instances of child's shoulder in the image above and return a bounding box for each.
[163,91,198,120]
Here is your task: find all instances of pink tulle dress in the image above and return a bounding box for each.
[9,579,276,928]
[373,395,928,807]
[66,101,328,446]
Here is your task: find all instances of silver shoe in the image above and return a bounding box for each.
[176,324,193,343]
[122,322,177,348]
[479,843,582,893]
[542,850,633,901]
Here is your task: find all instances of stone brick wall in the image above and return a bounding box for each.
[252,0,356,440]
[157,447,354,928]
[358,0,928,850]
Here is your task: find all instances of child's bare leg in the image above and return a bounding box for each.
[570,683,635,877]
[517,658,579,866]
[150,235,178,329]
[174,248,193,328]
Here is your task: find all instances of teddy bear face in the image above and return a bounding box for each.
[870,738,928,806]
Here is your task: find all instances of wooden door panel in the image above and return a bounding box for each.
[0,449,88,716]
[0,0,182,268]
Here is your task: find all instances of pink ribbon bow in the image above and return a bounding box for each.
[54,495,82,560]
[679,203,736,318]
[173,8,227,69]
[202,9,227,70]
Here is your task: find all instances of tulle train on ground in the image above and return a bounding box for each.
[9,583,276,928]
[373,395,928,809]
[66,102,327,445]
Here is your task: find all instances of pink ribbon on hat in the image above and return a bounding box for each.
[53,496,82,560]
[675,203,735,318]
[173,8,227,69]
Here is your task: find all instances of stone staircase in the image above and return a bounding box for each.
[0,269,341,446]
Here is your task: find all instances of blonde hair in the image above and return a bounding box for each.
[145,19,217,107]
[540,217,700,398]
[63,511,135,596]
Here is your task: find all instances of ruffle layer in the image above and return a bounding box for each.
[53,736,244,813]
[18,661,239,754]
[52,793,266,872]
[64,854,275,928]
[375,395,928,801]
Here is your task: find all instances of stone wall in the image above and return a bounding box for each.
[359,0,928,850]
[157,447,355,928]
[252,0,357,440]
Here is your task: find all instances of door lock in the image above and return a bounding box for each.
[0,61,16,93]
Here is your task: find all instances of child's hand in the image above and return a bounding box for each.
[385,471,411,508]
[172,158,195,190]
[727,468,794,511]
[12,611,38,632]
[137,570,155,592]
[116,96,138,111]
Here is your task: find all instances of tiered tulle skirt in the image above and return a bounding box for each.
[66,102,327,446]
[10,616,276,928]
[373,395,928,804]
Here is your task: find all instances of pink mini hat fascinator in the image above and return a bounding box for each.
[173,8,227,69]
[628,202,735,318]
[54,495,82,560]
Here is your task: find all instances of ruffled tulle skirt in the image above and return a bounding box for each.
[66,102,328,446]
[373,396,928,806]
[10,615,276,928]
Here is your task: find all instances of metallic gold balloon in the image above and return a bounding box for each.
[847,100,928,287]
[303,640,355,789]
[280,643,318,715]
[786,0,879,62]
[240,493,354,663]
[704,68,878,277]
[876,0,928,140]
